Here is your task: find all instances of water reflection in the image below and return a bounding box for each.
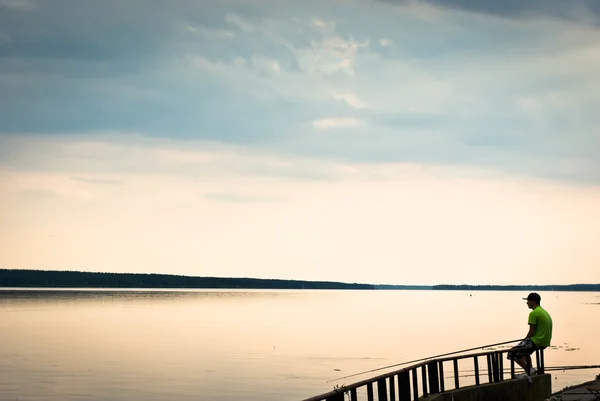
[0,288,284,309]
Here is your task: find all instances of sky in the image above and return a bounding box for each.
[1,0,599,285]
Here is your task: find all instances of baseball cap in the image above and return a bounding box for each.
[522,293,541,302]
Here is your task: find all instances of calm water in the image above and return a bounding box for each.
[1,289,598,401]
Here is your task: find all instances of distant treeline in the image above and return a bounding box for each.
[433,284,600,292]
[374,285,433,290]
[2,270,598,291]
[0,269,376,290]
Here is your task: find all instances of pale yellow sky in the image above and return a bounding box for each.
[1,135,598,285]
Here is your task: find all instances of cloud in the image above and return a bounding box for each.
[296,34,368,76]
[187,25,235,40]
[70,177,123,185]
[225,14,257,33]
[0,0,34,10]
[375,0,600,25]
[332,93,368,109]
[0,134,345,181]
[312,118,364,130]
[0,0,599,185]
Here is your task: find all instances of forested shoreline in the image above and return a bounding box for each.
[1,270,598,291]
[0,269,375,290]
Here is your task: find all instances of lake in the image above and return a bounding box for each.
[1,289,598,400]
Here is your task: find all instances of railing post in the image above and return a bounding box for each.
[350,388,358,401]
[498,352,504,381]
[539,348,545,374]
[389,375,396,401]
[398,371,411,401]
[438,361,445,392]
[510,358,515,379]
[421,365,428,398]
[453,359,460,389]
[427,361,440,394]
[487,354,493,383]
[492,352,500,382]
[474,356,480,385]
[411,368,419,401]
[378,378,388,401]
[535,349,541,373]
[367,382,374,401]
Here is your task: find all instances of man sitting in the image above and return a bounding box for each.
[507,293,553,380]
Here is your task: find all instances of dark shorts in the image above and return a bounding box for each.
[507,339,540,361]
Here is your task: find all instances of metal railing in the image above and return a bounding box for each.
[302,347,545,401]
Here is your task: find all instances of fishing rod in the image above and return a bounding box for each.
[448,365,600,379]
[545,365,600,371]
[327,338,522,383]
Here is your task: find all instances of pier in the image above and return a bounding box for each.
[303,346,550,401]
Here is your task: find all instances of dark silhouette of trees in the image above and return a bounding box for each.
[0,269,375,290]
[1,270,597,291]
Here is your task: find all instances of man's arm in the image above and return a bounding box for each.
[525,324,536,339]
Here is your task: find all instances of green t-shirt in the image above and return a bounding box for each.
[528,305,553,347]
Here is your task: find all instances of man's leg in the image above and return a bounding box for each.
[514,356,534,374]
[525,355,533,375]
[508,339,535,377]
[515,357,528,373]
